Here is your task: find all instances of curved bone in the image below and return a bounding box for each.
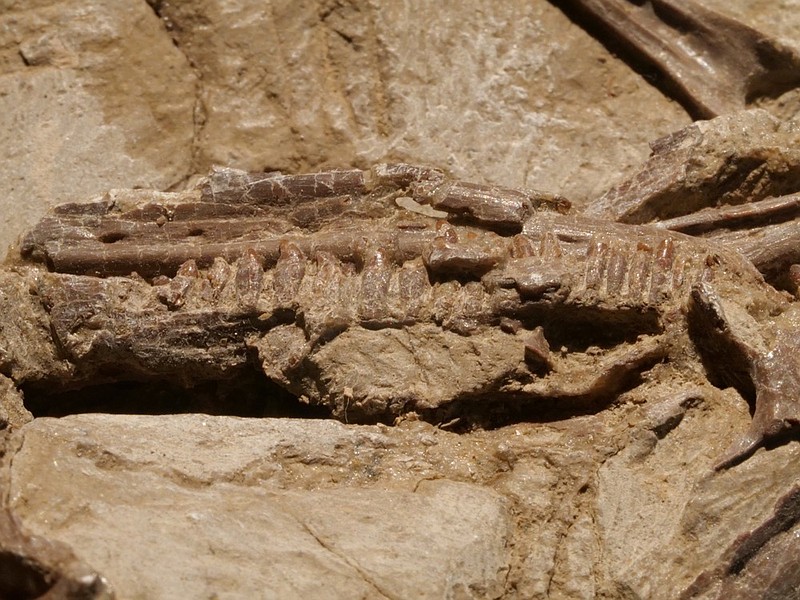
[688,283,800,469]
[554,0,800,119]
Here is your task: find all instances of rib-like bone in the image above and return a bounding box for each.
[652,194,800,289]
[656,194,800,236]
[555,0,800,118]
[713,221,800,292]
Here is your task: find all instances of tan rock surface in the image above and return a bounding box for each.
[6,415,513,599]
[700,0,800,44]
[2,1,800,599]
[0,0,196,253]
[148,0,691,205]
[2,389,799,598]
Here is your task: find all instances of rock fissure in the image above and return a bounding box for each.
[295,516,397,600]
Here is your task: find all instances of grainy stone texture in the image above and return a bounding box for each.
[2,1,800,599]
[0,374,30,431]
[0,0,196,253]
[135,0,692,205]
[5,416,513,599]
[700,0,800,44]
[3,398,799,598]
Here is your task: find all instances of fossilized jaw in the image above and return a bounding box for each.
[19,164,570,278]
[585,109,800,291]
[6,163,800,468]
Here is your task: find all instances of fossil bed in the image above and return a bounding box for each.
[2,1,800,599]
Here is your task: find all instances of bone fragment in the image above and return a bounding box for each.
[555,0,800,119]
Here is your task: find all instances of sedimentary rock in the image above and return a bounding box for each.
[3,415,512,599]
[1,3,800,598]
[0,507,111,599]
[0,0,196,252]
[585,109,800,223]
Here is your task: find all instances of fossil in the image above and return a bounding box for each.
[585,109,800,226]
[3,163,799,469]
[584,109,800,290]
[554,0,800,119]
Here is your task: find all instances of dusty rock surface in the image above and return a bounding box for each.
[0,0,196,254]
[0,0,697,256]
[149,0,696,204]
[3,1,800,599]
[3,392,799,598]
[5,416,513,598]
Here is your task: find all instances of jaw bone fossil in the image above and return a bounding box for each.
[5,164,800,469]
[553,0,800,118]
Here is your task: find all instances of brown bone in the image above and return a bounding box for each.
[554,0,800,119]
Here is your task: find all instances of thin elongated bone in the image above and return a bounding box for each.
[20,164,569,277]
[585,110,800,224]
[655,194,800,236]
[713,221,800,291]
[654,194,800,288]
[554,0,800,118]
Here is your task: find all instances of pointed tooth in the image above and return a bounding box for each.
[176,259,200,278]
[627,242,653,300]
[359,247,392,323]
[235,248,264,310]
[510,234,536,258]
[605,248,628,296]
[540,232,562,258]
[274,241,306,305]
[524,326,553,372]
[649,238,676,302]
[584,239,609,291]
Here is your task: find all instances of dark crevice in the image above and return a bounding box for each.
[21,357,654,431]
[0,551,52,600]
[422,367,653,433]
[97,231,127,244]
[509,305,663,353]
[0,509,110,600]
[686,291,757,413]
[22,371,332,421]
